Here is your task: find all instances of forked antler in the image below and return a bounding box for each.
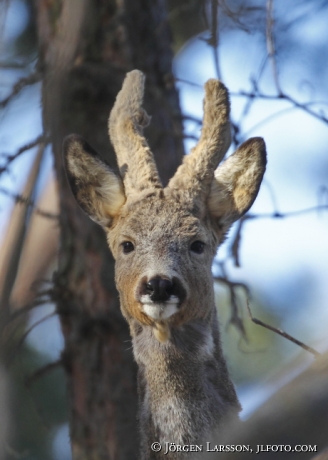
[108,70,162,195]
[109,71,261,218]
[168,79,231,202]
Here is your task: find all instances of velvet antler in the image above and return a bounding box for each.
[168,79,231,202]
[108,70,162,195]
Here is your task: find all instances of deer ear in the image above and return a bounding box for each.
[208,137,266,230]
[63,134,126,227]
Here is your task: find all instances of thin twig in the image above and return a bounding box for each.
[248,204,328,220]
[0,134,48,174]
[182,114,202,125]
[183,134,200,141]
[200,0,221,79]
[219,1,265,32]
[25,359,62,387]
[230,89,328,125]
[8,312,56,365]
[214,276,250,297]
[243,106,297,138]
[210,0,221,80]
[0,71,41,109]
[214,276,249,337]
[0,187,59,220]
[7,297,52,323]
[228,204,328,267]
[245,298,321,358]
[175,78,202,88]
[0,60,30,69]
[266,0,282,94]
[20,313,56,348]
[230,218,244,267]
[263,179,280,215]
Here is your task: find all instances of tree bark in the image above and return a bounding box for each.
[34,0,184,458]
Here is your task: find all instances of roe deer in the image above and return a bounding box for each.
[63,70,266,459]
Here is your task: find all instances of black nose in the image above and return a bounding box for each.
[145,277,174,302]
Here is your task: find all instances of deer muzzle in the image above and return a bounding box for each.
[138,275,186,321]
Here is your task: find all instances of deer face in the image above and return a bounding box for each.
[108,191,219,333]
[64,70,266,342]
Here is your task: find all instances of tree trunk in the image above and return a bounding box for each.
[34,0,184,458]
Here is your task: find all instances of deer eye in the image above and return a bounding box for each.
[122,241,134,254]
[190,240,205,254]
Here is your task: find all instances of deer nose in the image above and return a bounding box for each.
[146,277,174,302]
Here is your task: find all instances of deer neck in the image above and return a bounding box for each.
[130,309,240,458]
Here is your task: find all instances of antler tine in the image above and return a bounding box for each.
[108,70,162,195]
[168,79,231,202]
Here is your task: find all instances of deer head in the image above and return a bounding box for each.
[63,70,266,343]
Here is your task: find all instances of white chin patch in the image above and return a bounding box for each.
[140,295,179,320]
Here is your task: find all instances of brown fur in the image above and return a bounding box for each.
[63,70,267,459]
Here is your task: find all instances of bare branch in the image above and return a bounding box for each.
[210,0,221,80]
[230,218,245,267]
[244,106,296,138]
[7,298,52,323]
[0,134,48,175]
[182,114,202,125]
[25,359,62,387]
[175,78,202,88]
[0,71,41,109]
[214,275,249,337]
[7,312,56,366]
[201,1,221,79]
[248,204,328,220]
[227,203,328,267]
[245,298,321,358]
[230,89,328,126]
[0,60,30,69]
[0,187,59,220]
[266,0,282,95]
[219,1,265,32]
